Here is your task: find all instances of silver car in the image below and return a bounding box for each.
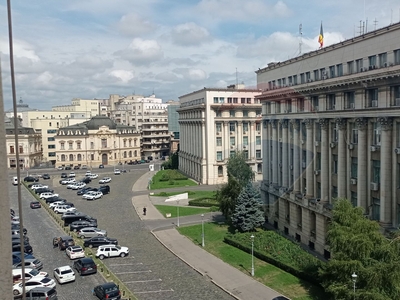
[77,227,107,239]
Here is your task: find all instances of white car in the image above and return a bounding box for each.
[69,172,76,178]
[39,192,59,199]
[65,245,85,260]
[99,177,111,184]
[53,265,75,284]
[77,227,107,238]
[72,182,86,190]
[49,201,66,209]
[114,169,121,175]
[67,182,78,189]
[95,245,129,259]
[57,166,64,170]
[85,171,92,176]
[89,173,98,179]
[61,178,76,185]
[54,205,77,214]
[12,276,56,296]
[83,191,103,200]
[31,184,48,190]
[12,268,48,283]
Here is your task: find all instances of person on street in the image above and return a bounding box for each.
[143,207,147,216]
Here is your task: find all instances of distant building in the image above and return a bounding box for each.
[54,116,141,168]
[178,85,262,184]
[52,98,102,116]
[167,100,180,154]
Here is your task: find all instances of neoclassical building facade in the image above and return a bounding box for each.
[54,116,141,168]
[178,85,262,184]
[256,22,400,257]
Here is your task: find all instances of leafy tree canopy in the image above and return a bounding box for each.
[216,174,241,220]
[226,151,254,187]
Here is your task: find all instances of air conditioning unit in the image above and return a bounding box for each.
[243,145,247,149]
[394,148,400,154]
[369,65,374,70]
[370,182,379,191]
[350,178,357,185]
[308,79,313,83]
[330,142,336,148]
[370,145,379,152]
[230,131,234,135]
[315,141,319,147]
[395,98,400,106]
[350,103,355,109]
[216,132,221,135]
[348,144,354,150]
[278,138,282,142]
[331,105,336,110]
[257,131,261,134]
[302,162,306,169]
[314,170,320,175]
[371,100,378,107]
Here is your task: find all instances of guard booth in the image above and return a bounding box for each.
[149,164,154,171]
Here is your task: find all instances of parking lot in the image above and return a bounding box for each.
[16,164,234,300]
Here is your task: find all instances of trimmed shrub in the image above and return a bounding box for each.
[189,198,219,207]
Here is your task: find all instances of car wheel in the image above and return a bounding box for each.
[80,235,85,239]
[120,252,126,257]
[99,254,105,260]
[13,290,19,295]
[73,228,77,232]
[88,244,93,248]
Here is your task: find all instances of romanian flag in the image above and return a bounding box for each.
[318,22,324,48]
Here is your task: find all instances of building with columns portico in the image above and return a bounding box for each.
[256,21,400,258]
[178,85,262,184]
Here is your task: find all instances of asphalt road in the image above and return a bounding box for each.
[15,164,234,300]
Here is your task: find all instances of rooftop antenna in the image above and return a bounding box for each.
[390,9,393,25]
[298,23,302,55]
[373,18,378,30]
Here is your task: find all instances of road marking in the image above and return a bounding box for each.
[124,279,162,283]
[115,270,152,274]
[133,289,174,294]
[109,262,142,266]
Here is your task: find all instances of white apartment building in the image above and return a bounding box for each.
[178,85,262,185]
[256,22,400,258]
[52,98,101,116]
[108,94,171,159]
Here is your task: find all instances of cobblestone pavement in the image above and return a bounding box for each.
[49,166,234,300]
[9,182,103,300]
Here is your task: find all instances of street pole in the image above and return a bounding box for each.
[201,214,205,247]
[352,272,357,300]
[176,200,180,227]
[251,234,255,276]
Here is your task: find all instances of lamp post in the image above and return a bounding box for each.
[251,234,255,276]
[176,200,180,227]
[201,214,205,247]
[352,272,357,300]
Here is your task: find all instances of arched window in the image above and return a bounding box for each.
[134,150,137,157]
[77,154,82,161]
[123,151,127,158]
[61,154,66,161]
[129,151,132,157]
[218,166,223,176]
[69,154,74,161]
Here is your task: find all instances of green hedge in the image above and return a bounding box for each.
[159,170,188,181]
[188,198,219,207]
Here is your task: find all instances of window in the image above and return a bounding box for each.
[216,137,222,146]
[219,97,225,103]
[229,122,235,132]
[332,155,338,174]
[47,129,57,134]
[229,110,235,117]
[345,91,355,109]
[256,136,261,145]
[123,140,127,147]
[372,197,380,221]
[213,97,219,103]
[257,163,262,173]
[243,136,249,146]
[48,152,56,157]
[60,142,65,150]
[243,150,249,159]
[293,75,298,85]
[368,55,377,68]
[395,49,400,65]
[216,111,221,117]
[233,98,238,103]
[356,58,363,72]
[69,154,74,161]
[329,65,335,78]
[332,186,338,199]
[256,150,261,159]
[392,85,400,106]
[327,94,336,110]
[243,122,249,132]
[243,110,248,117]
[256,123,261,131]
[336,64,343,76]
[68,142,73,150]
[10,146,14,154]
[300,73,305,84]
[372,160,380,183]
[247,98,252,104]
[397,123,400,147]
[217,151,222,161]
[311,96,319,111]
[227,97,233,103]
[77,154,82,161]
[373,122,381,145]
[216,123,222,133]
[351,157,358,178]
[288,76,292,85]
[101,139,107,148]
[320,68,326,79]
[305,72,311,82]
[316,152,321,170]
[313,70,319,81]
[230,137,235,146]
[218,166,223,176]
[77,142,81,150]
[48,145,55,149]
[347,61,354,74]
[229,151,235,158]
[47,137,55,142]
[351,123,358,144]
[350,192,357,207]
[378,52,387,67]
[19,146,23,154]
[366,88,378,107]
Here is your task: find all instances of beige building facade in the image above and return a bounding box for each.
[178,85,262,185]
[54,116,141,168]
[52,98,101,116]
[256,22,400,258]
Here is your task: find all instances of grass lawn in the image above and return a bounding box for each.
[153,190,217,199]
[150,170,197,190]
[178,223,328,300]
[154,205,210,218]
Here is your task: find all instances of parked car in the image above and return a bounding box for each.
[25,287,58,300]
[42,174,50,180]
[83,191,103,201]
[65,245,85,260]
[11,224,27,235]
[65,166,71,170]
[24,176,39,182]
[73,165,80,170]
[40,192,59,200]
[54,265,75,284]
[99,177,111,184]
[62,211,79,218]
[12,240,33,254]
[13,258,43,270]
[34,187,54,195]
[62,214,97,227]
[77,187,96,196]
[84,237,118,248]
[99,164,104,168]
[93,282,121,300]
[89,173,99,179]
[98,185,110,195]
[12,251,34,264]
[49,201,67,209]
[96,245,129,260]
[77,227,107,239]
[70,220,98,232]
[53,236,75,250]
[114,169,121,175]
[12,268,48,284]
[81,177,92,184]
[61,178,76,185]
[69,172,76,178]
[45,196,66,204]
[81,165,88,169]
[12,276,56,296]
[31,184,48,190]
[73,257,97,276]
[71,182,86,190]
[60,172,68,178]
[57,166,64,170]
[54,205,76,214]
[30,201,41,209]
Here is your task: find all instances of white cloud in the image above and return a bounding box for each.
[0,39,40,62]
[115,38,163,65]
[117,13,157,37]
[109,70,134,83]
[170,23,211,46]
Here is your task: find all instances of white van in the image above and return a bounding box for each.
[12,177,19,186]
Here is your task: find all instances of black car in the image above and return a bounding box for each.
[45,196,66,204]
[99,164,104,168]
[42,174,50,180]
[70,220,97,232]
[65,166,72,170]
[11,224,27,235]
[35,188,54,195]
[98,185,110,195]
[73,257,97,276]
[30,201,41,209]
[24,176,39,182]
[83,237,118,248]
[61,173,68,178]
[77,187,96,196]
[73,165,80,170]
[12,235,29,243]
[81,177,92,184]
[93,282,121,300]
[12,240,33,254]
[53,236,75,250]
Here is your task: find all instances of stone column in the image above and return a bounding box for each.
[271,120,278,186]
[378,117,393,226]
[281,119,289,188]
[224,121,229,160]
[304,119,314,198]
[262,120,269,183]
[250,121,256,159]
[336,118,347,197]
[319,119,329,202]
[201,121,206,183]
[355,118,368,210]
[291,120,300,192]
[237,121,243,150]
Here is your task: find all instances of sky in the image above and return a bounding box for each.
[0,0,398,110]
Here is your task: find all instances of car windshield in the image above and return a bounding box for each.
[61,269,73,275]
[29,269,39,276]
[41,277,51,283]
[105,285,118,292]
[115,246,121,250]
[72,248,82,252]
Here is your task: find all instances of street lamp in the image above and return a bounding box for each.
[201,214,205,247]
[176,200,180,227]
[251,234,255,276]
[352,272,357,300]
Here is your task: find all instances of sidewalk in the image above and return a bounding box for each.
[131,171,283,300]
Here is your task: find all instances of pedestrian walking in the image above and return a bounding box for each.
[143,207,147,216]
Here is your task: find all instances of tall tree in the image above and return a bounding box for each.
[216,174,241,220]
[319,199,400,300]
[226,151,254,187]
[231,181,264,232]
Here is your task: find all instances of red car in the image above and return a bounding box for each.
[30,201,41,209]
